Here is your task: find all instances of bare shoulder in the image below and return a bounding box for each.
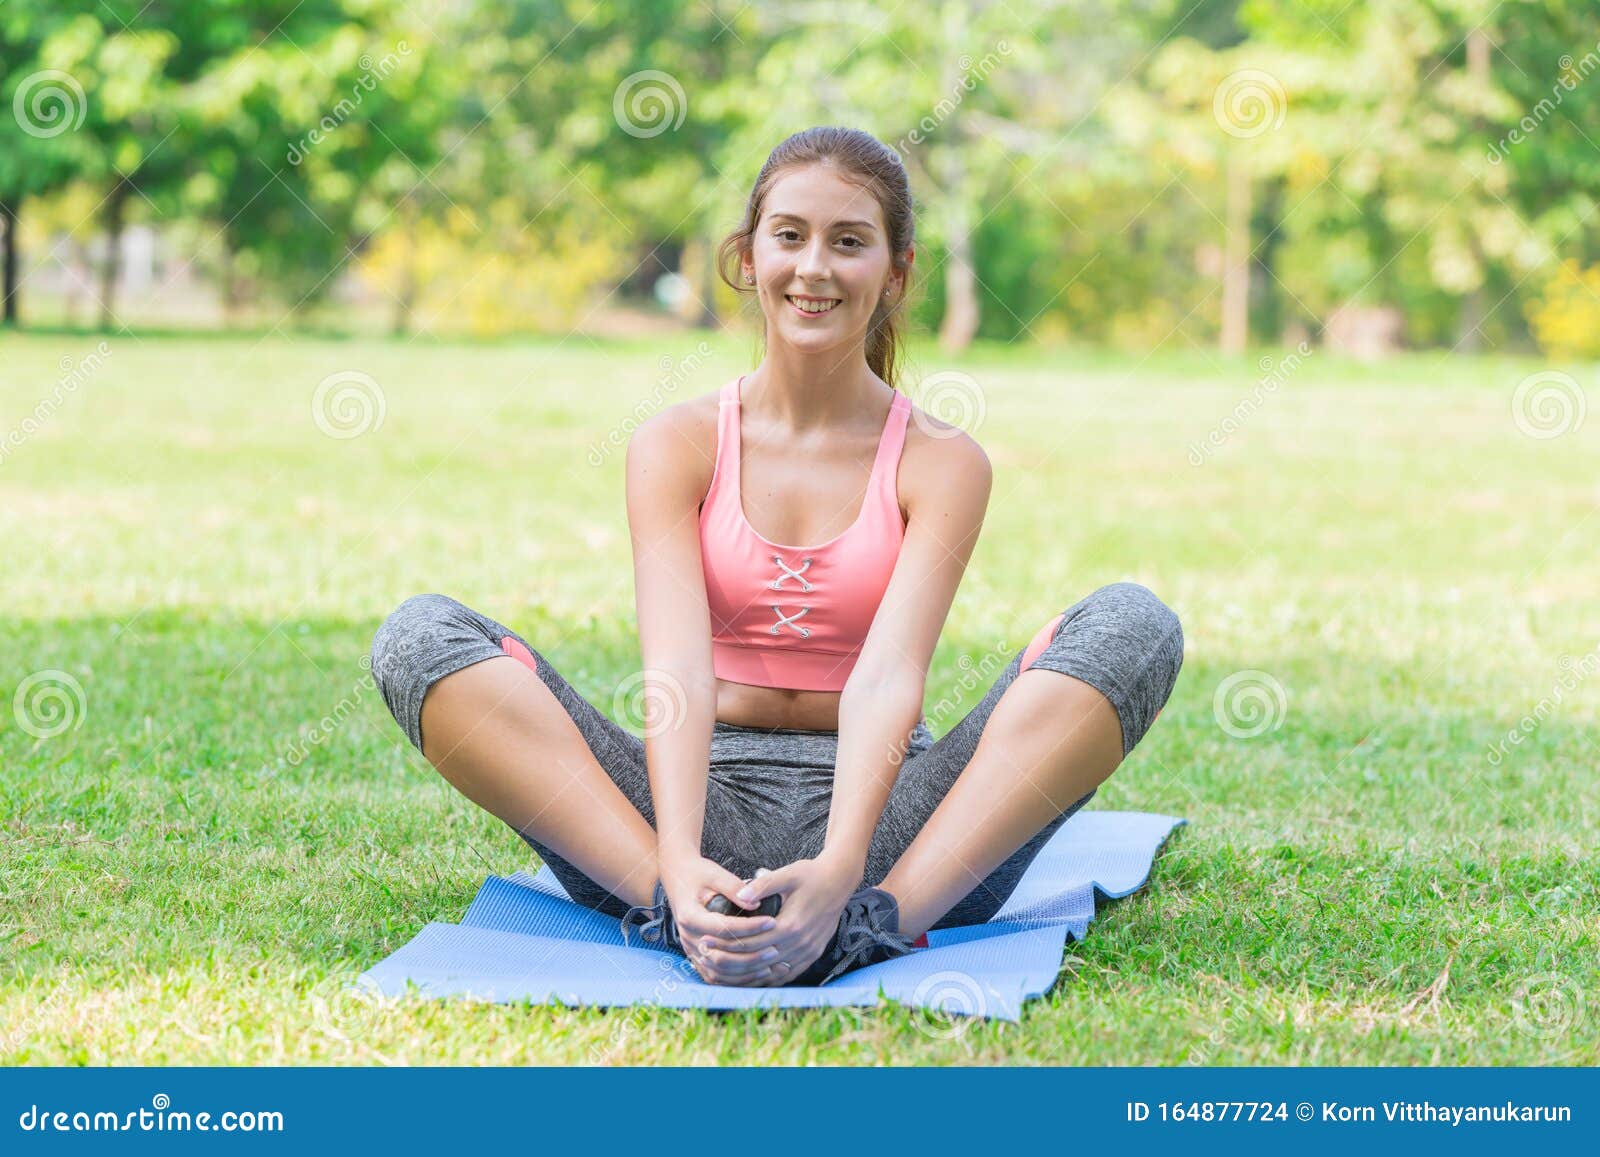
[898,396,993,520]
[624,388,720,501]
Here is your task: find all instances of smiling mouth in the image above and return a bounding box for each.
[786,295,841,315]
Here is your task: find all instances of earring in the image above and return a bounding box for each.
[745,274,754,285]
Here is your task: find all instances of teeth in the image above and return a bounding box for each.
[788,296,839,314]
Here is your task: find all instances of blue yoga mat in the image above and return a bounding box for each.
[355,809,1185,1020]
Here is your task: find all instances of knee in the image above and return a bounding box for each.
[1097,580,1184,694]
[369,593,457,691]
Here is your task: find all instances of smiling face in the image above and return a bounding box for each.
[742,164,903,360]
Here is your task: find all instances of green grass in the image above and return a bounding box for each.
[2,328,1596,1064]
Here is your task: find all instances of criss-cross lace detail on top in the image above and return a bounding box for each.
[768,554,814,591]
[769,605,811,637]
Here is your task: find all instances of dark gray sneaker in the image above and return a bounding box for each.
[619,880,683,952]
[792,885,920,986]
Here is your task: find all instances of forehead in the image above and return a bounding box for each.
[762,166,885,231]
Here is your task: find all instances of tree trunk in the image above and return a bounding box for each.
[99,177,130,331]
[220,239,239,324]
[695,231,718,329]
[390,194,419,337]
[0,199,17,326]
[937,146,980,352]
[1456,27,1491,352]
[1220,150,1251,355]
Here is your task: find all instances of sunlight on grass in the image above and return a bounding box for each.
[2,331,1597,1064]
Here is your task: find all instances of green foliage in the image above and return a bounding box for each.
[0,0,1595,346]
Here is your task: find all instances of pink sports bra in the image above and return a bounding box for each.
[698,374,912,692]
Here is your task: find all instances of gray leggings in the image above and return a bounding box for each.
[369,582,1184,929]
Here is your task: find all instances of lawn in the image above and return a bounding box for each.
[2,329,1595,1064]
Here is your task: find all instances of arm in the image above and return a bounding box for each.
[625,406,778,984]
[624,406,719,865]
[820,429,993,881]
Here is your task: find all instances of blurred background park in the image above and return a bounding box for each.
[2,0,1597,355]
[2,0,1597,1064]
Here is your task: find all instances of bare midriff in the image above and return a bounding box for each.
[713,679,844,732]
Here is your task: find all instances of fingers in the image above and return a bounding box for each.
[733,863,795,906]
[687,949,780,987]
[705,863,752,906]
[680,909,778,945]
[700,941,782,979]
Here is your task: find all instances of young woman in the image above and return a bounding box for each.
[370,126,1184,988]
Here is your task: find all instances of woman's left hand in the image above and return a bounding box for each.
[699,855,859,986]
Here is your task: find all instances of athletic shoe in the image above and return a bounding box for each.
[791,885,920,986]
[619,880,683,952]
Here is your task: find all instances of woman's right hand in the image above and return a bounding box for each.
[658,852,783,986]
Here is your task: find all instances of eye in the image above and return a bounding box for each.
[838,235,864,250]
[775,228,801,243]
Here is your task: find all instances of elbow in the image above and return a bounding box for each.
[840,665,925,716]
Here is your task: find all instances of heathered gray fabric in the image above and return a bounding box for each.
[369,582,1183,925]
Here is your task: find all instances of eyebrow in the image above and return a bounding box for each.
[767,212,878,232]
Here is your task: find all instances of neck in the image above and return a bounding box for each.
[745,345,884,431]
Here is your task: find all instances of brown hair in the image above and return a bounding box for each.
[716,126,916,390]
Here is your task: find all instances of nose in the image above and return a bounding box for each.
[795,236,832,282]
